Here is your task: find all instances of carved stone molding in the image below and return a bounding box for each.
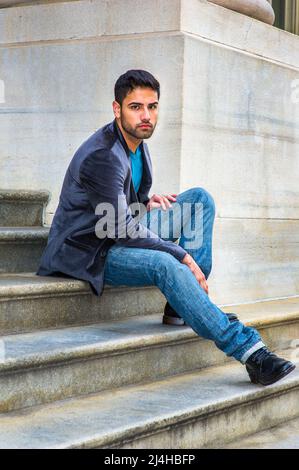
[0,1,32,5]
[0,1,53,7]
[208,0,275,25]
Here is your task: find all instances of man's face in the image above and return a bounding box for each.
[114,87,159,140]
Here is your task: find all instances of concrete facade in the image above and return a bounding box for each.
[0,0,299,304]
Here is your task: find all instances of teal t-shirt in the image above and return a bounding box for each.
[129,145,143,194]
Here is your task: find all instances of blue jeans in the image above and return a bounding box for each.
[103,187,265,364]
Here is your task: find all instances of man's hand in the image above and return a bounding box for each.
[146,193,177,212]
[182,253,209,295]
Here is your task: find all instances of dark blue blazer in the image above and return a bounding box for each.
[36,119,187,296]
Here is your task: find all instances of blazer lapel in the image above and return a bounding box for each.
[140,142,152,188]
[113,119,152,205]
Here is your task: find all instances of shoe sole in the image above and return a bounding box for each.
[248,363,296,386]
[162,315,186,326]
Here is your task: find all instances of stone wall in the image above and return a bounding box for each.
[0,0,299,304]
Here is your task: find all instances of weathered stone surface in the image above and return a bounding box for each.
[0,227,49,272]
[0,0,298,226]
[208,0,275,25]
[0,0,31,6]
[222,416,299,448]
[0,0,182,43]
[181,0,299,68]
[0,0,295,65]
[0,0,60,7]
[0,34,184,226]
[0,273,166,334]
[0,297,298,413]
[180,34,299,219]
[0,0,298,451]
[1,217,299,329]
[0,350,297,448]
[0,190,50,226]
[210,218,299,304]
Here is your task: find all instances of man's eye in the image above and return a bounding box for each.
[131,105,139,110]
[149,104,158,110]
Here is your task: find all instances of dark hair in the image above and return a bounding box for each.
[114,69,160,105]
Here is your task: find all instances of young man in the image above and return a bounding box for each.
[37,69,295,386]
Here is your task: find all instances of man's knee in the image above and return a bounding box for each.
[191,187,215,213]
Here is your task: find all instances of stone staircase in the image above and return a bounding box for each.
[0,190,49,274]
[0,190,298,448]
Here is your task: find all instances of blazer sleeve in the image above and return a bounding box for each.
[79,150,187,262]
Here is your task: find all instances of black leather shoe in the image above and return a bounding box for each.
[245,347,296,386]
[163,302,185,326]
[162,302,239,326]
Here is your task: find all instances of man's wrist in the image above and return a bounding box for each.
[182,253,192,265]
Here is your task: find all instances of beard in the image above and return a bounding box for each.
[120,113,156,140]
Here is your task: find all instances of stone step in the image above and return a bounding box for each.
[1,297,299,413]
[222,415,299,449]
[0,348,297,449]
[0,190,50,227]
[0,227,49,273]
[0,273,165,335]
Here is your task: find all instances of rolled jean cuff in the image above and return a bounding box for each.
[240,341,266,364]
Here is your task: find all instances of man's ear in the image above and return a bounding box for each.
[112,100,121,119]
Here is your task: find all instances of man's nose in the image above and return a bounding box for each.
[141,108,151,121]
